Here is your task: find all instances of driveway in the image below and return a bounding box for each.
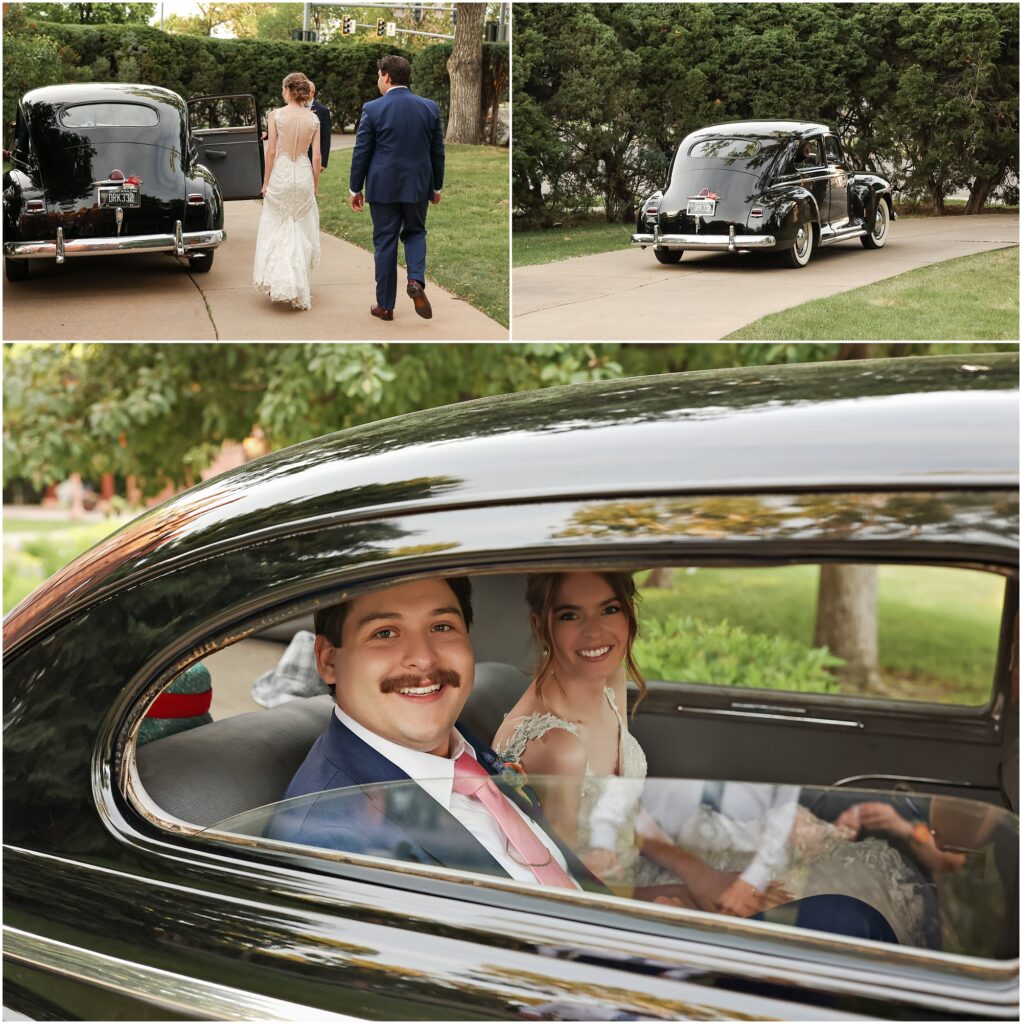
[4,197,506,341]
[512,214,1019,340]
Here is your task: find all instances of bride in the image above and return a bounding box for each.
[492,571,934,948]
[253,72,322,310]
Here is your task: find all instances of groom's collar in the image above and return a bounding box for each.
[386,85,410,92]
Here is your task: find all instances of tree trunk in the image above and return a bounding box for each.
[815,564,882,693]
[445,3,485,144]
[964,175,997,215]
[645,567,676,589]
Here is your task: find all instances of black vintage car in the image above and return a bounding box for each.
[632,121,896,268]
[4,355,1018,1020]
[2,83,264,282]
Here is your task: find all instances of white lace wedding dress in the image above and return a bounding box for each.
[253,106,321,310]
[496,688,931,948]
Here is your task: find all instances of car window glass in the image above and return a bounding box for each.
[190,95,258,132]
[688,138,762,162]
[793,138,823,169]
[634,565,1003,706]
[202,779,1018,961]
[824,136,842,164]
[60,103,159,128]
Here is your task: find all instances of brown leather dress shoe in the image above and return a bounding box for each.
[370,305,394,321]
[406,280,432,319]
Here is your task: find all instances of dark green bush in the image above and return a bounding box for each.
[1,22,454,133]
[634,614,843,693]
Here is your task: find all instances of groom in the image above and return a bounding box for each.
[349,55,445,323]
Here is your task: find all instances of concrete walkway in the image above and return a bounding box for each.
[4,196,507,342]
[512,214,1019,340]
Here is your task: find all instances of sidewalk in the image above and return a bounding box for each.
[3,195,507,342]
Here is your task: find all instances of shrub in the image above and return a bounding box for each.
[3,21,506,140]
[634,614,844,693]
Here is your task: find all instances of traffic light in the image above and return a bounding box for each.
[376,17,385,36]
[341,16,355,35]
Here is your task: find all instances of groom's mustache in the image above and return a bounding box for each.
[380,667,462,693]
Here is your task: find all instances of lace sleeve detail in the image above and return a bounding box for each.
[495,713,579,763]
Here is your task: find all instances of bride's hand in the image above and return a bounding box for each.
[581,847,621,879]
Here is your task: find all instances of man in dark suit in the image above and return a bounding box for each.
[270,577,602,890]
[349,54,444,322]
[308,82,331,170]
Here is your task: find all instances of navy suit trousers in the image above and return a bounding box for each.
[369,201,428,310]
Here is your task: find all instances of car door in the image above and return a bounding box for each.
[791,135,830,229]
[824,134,850,229]
[188,93,264,200]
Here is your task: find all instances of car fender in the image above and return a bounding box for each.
[763,185,819,250]
[849,174,896,227]
[188,164,224,232]
[636,190,663,232]
[3,167,46,242]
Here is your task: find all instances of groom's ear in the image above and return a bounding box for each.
[314,634,339,686]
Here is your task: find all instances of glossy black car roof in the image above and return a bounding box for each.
[684,120,832,142]
[21,82,186,118]
[5,354,1017,651]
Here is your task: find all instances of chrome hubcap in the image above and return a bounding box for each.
[873,205,887,240]
[795,227,809,259]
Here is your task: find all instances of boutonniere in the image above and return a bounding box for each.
[487,754,535,806]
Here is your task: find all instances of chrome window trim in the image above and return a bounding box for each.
[192,125,258,136]
[3,925,360,1022]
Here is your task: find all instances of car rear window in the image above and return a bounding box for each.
[688,138,762,161]
[60,103,159,128]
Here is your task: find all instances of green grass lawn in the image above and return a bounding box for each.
[318,144,509,326]
[725,247,1019,341]
[638,564,1002,704]
[3,519,125,613]
[513,221,633,267]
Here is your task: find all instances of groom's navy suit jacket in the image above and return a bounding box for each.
[269,712,606,892]
[349,87,445,204]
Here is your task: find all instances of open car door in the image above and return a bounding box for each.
[188,93,264,200]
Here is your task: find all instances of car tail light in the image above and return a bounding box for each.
[750,207,764,218]
[645,205,659,216]
[186,194,206,206]
[25,200,45,213]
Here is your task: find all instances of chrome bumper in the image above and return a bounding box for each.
[631,229,776,252]
[4,222,225,263]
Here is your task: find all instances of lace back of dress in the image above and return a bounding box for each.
[275,107,317,165]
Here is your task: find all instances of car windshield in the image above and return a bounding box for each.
[59,103,159,128]
[203,778,1017,961]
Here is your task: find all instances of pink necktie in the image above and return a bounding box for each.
[452,752,575,889]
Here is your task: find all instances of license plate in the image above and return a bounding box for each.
[687,198,716,216]
[99,187,140,208]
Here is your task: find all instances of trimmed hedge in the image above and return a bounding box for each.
[3,21,508,135]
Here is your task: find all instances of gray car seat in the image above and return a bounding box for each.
[135,662,529,828]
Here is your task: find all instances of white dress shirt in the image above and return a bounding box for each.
[334,706,579,887]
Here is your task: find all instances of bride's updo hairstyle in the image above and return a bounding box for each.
[282,72,313,105]
[525,571,647,710]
